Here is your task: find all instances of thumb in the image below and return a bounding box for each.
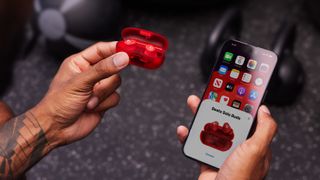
[75,52,129,90]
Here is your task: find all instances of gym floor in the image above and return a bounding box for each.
[3,0,320,179]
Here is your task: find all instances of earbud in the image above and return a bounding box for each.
[265,21,305,105]
[200,7,242,82]
[212,121,219,131]
[222,123,231,133]
[204,123,211,131]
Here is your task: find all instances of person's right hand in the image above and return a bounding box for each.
[177,95,277,180]
[0,42,130,179]
[30,41,129,148]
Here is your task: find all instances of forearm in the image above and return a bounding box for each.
[0,110,56,179]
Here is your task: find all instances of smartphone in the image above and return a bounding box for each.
[183,40,278,169]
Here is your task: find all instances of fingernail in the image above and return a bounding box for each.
[87,96,99,110]
[177,126,184,133]
[113,52,129,69]
[260,105,271,115]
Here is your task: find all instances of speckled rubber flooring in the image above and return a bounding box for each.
[3,0,320,179]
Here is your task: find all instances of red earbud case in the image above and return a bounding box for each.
[200,121,234,152]
[116,27,169,69]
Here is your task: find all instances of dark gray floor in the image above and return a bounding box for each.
[3,0,320,179]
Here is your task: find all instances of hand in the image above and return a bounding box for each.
[177,95,277,180]
[0,42,129,178]
[31,41,129,147]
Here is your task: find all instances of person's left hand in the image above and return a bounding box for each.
[177,95,277,180]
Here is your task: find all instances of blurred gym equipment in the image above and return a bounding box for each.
[200,8,242,82]
[27,0,122,59]
[266,21,305,105]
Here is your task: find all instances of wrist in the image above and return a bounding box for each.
[29,102,64,150]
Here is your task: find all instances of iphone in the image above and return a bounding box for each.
[183,40,278,168]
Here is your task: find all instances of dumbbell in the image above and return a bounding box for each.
[265,21,305,105]
[25,0,122,59]
[200,7,242,82]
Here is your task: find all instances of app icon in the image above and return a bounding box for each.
[242,73,252,83]
[247,59,257,70]
[219,96,230,105]
[230,69,240,79]
[235,56,245,65]
[232,100,241,109]
[244,104,254,113]
[213,78,223,88]
[249,90,258,100]
[224,52,234,62]
[218,65,228,75]
[208,91,218,101]
[225,83,234,92]
[237,86,246,96]
[255,78,263,86]
[259,63,269,72]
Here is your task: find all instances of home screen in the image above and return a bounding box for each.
[184,41,277,168]
[203,49,272,116]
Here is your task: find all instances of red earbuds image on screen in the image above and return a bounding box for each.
[200,121,234,152]
[116,27,169,69]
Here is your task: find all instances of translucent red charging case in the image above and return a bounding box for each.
[200,121,234,152]
[116,27,169,69]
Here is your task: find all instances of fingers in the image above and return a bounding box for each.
[77,52,129,88]
[78,41,118,65]
[55,42,118,82]
[87,74,121,110]
[94,75,121,100]
[250,105,277,148]
[198,171,218,180]
[177,125,189,144]
[176,95,200,144]
[187,95,201,114]
[92,92,120,112]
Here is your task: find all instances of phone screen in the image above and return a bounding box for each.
[183,40,277,168]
